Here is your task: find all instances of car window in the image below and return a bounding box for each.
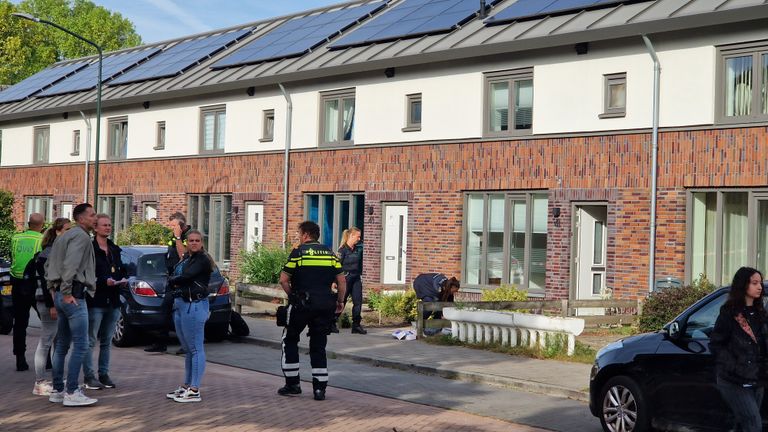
[685,293,727,339]
[137,253,167,277]
[121,252,138,276]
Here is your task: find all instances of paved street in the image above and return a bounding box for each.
[1,330,547,432]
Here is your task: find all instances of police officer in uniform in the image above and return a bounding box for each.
[278,221,346,401]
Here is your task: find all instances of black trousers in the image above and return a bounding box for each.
[11,276,37,356]
[344,275,363,325]
[281,304,334,390]
[717,377,764,432]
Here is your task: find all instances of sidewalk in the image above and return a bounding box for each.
[240,316,593,402]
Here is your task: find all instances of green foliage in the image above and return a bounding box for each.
[367,289,383,310]
[638,275,717,333]
[0,189,14,232]
[1,0,142,85]
[339,312,352,329]
[238,243,291,284]
[480,284,528,302]
[115,220,171,246]
[0,228,14,260]
[376,289,419,323]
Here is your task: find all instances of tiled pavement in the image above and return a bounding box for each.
[1,330,546,432]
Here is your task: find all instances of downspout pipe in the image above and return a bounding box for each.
[278,83,293,245]
[78,111,91,203]
[642,35,661,294]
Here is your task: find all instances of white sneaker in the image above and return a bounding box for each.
[166,386,187,400]
[62,388,98,407]
[173,388,201,403]
[33,380,53,396]
[49,389,65,403]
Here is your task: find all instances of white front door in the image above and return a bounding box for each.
[575,205,608,306]
[244,202,264,252]
[382,204,408,284]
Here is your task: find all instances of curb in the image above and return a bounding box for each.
[240,335,590,402]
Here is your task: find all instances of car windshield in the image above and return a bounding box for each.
[137,253,167,277]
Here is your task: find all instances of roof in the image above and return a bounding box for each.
[1,0,767,122]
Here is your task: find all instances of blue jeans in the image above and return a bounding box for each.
[52,292,89,394]
[82,306,120,379]
[173,297,208,388]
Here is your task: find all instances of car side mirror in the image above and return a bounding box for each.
[667,321,681,340]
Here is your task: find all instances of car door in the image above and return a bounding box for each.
[640,291,730,431]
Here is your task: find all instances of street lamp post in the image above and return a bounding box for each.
[12,12,102,206]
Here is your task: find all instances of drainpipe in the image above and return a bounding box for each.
[642,35,661,294]
[78,111,91,203]
[278,83,293,245]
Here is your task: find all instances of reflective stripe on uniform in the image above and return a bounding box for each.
[312,368,329,381]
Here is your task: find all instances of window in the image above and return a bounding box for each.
[33,126,50,164]
[107,117,128,160]
[684,293,727,339]
[188,194,232,263]
[464,192,547,292]
[59,202,73,219]
[71,130,81,156]
[200,106,226,153]
[403,93,422,132]
[98,195,132,238]
[717,42,768,123]
[484,68,533,136]
[260,109,274,142]
[155,122,166,150]
[319,89,355,146]
[0,129,3,165]
[600,73,626,118]
[305,193,365,249]
[143,202,158,221]
[25,196,53,221]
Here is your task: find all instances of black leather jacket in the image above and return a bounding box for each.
[168,251,212,302]
[710,306,768,385]
[338,243,362,279]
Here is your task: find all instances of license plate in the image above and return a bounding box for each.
[1,285,11,296]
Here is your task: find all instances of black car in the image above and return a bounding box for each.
[590,283,768,432]
[113,246,231,347]
[0,257,12,334]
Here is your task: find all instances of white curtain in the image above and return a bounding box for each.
[324,100,339,143]
[216,112,226,150]
[487,195,505,285]
[342,98,354,141]
[725,56,752,116]
[203,113,215,150]
[691,192,716,282]
[465,195,483,285]
[490,82,509,132]
[515,79,533,130]
[722,193,748,286]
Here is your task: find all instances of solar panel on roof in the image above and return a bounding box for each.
[0,62,87,104]
[37,48,161,96]
[329,0,497,49]
[211,1,385,69]
[485,0,651,25]
[110,29,252,85]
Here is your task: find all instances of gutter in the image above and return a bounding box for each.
[78,111,91,203]
[278,83,292,245]
[642,35,660,294]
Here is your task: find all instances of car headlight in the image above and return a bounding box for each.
[596,340,624,358]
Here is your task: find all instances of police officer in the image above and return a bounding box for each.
[11,213,44,371]
[278,221,346,401]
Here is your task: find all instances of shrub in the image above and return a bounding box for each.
[0,229,14,260]
[367,289,383,311]
[115,220,171,246]
[239,243,291,284]
[638,275,717,333]
[0,189,14,232]
[377,289,418,322]
[481,284,528,302]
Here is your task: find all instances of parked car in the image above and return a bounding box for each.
[590,283,768,432]
[113,246,231,347]
[0,257,12,334]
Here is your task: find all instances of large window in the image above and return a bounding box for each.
[305,193,365,249]
[319,89,355,146]
[464,192,547,291]
[98,195,132,238]
[107,117,128,160]
[200,106,226,153]
[188,194,232,264]
[718,42,768,123]
[484,68,533,136]
[25,196,53,222]
[33,126,50,164]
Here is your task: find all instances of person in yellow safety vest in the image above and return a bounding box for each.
[11,213,45,371]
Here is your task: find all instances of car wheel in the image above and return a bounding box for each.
[204,322,228,343]
[599,376,650,432]
[113,309,139,347]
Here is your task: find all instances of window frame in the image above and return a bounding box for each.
[107,117,128,160]
[599,72,627,119]
[187,193,232,264]
[403,93,422,132]
[25,196,53,222]
[260,109,275,142]
[143,202,158,221]
[71,129,81,156]
[154,121,166,150]
[483,68,534,137]
[199,105,226,154]
[98,195,133,239]
[304,193,365,248]
[319,88,356,147]
[716,41,768,124]
[33,126,50,165]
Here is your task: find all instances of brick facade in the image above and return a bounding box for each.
[2,126,767,299]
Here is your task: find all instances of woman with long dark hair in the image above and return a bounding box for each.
[710,266,767,432]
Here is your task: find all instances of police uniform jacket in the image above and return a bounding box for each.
[283,241,342,311]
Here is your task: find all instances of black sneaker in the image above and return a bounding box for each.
[351,325,367,335]
[329,322,340,334]
[99,375,116,389]
[16,356,29,372]
[277,384,302,396]
[313,389,326,401]
[84,376,103,390]
[144,343,167,353]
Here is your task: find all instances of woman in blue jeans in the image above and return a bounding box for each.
[165,230,213,403]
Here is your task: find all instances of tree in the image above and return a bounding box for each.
[0,0,142,85]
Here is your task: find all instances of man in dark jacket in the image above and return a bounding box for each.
[82,214,127,390]
[413,273,460,319]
